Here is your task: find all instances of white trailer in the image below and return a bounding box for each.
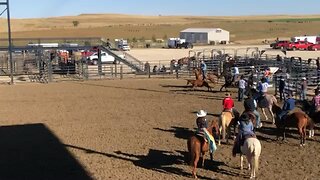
[291,36,320,44]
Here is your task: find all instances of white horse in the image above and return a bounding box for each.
[240,138,262,179]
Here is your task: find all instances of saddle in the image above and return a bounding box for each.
[195,132,208,151]
[258,95,268,108]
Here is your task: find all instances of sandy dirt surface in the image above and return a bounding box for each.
[0,79,319,180]
[128,45,320,64]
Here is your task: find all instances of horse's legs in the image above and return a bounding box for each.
[240,155,244,170]
[261,108,269,122]
[268,106,275,124]
[192,154,199,178]
[201,152,206,167]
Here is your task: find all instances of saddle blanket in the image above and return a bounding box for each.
[203,128,217,153]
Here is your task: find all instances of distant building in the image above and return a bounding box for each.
[180,28,230,45]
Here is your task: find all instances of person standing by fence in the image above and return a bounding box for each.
[200,60,207,80]
[279,76,286,102]
[238,75,246,102]
[311,88,320,113]
[300,77,307,100]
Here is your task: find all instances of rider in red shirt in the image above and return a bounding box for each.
[223,93,234,111]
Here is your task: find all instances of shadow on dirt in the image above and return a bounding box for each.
[154,126,194,140]
[0,123,92,180]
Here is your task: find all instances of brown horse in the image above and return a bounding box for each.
[272,103,314,146]
[186,79,212,91]
[193,68,219,84]
[187,119,218,179]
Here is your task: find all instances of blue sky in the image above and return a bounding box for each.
[4,0,320,18]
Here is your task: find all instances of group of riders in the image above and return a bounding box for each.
[193,75,320,156]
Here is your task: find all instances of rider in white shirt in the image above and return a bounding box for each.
[232,66,240,82]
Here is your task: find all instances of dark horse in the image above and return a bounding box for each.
[295,99,320,125]
[219,72,236,92]
[187,119,218,178]
[272,103,314,146]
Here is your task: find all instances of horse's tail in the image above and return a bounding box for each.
[220,113,226,140]
[187,137,194,166]
[253,139,261,175]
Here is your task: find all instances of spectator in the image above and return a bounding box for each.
[311,88,320,113]
[279,76,286,102]
[300,77,307,100]
[238,75,246,101]
[152,65,158,73]
[258,77,269,96]
[144,61,150,73]
[200,60,207,80]
[276,54,282,62]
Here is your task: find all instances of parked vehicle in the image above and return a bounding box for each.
[287,41,314,51]
[115,39,130,51]
[87,51,115,65]
[270,40,290,49]
[308,44,320,51]
[291,36,320,44]
[167,38,193,49]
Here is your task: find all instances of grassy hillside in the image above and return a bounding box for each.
[0,14,319,44]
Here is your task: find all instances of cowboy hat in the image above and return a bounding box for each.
[250,66,255,68]
[196,110,207,117]
[240,113,250,121]
[302,77,306,80]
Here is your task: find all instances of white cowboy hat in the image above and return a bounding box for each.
[302,77,306,80]
[197,110,207,117]
[250,66,255,68]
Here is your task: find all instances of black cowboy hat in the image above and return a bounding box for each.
[240,113,250,121]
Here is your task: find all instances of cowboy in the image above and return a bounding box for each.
[233,113,255,157]
[278,92,295,121]
[222,93,234,116]
[200,60,207,80]
[195,110,209,147]
[300,77,307,100]
[244,93,262,128]
[231,65,239,83]
[238,75,247,102]
[311,88,320,113]
[258,77,269,96]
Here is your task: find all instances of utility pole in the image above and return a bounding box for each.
[0,0,13,84]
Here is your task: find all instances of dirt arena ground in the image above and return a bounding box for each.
[0,79,319,180]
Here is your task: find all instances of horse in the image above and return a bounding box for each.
[295,99,320,125]
[272,103,314,146]
[240,138,262,179]
[187,119,218,179]
[217,109,240,145]
[186,79,212,91]
[250,88,277,124]
[219,72,238,92]
[193,67,219,84]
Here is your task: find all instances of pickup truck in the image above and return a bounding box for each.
[286,41,314,51]
[87,51,115,65]
[308,44,320,51]
[270,40,290,49]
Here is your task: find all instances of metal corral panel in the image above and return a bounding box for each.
[180,28,229,44]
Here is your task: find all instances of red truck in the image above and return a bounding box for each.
[270,40,290,49]
[308,44,320,51]
[286,41,314,50]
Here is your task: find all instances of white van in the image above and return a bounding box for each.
[87,51,115,64]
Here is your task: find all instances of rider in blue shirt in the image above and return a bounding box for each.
[278,92,295,121]
[233,112,255,157]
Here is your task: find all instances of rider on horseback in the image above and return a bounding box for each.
[195,110,208,143]
[244,93,262,128]
[233,112,256,157]
[222,93,235,117]
[278,92,295,121]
